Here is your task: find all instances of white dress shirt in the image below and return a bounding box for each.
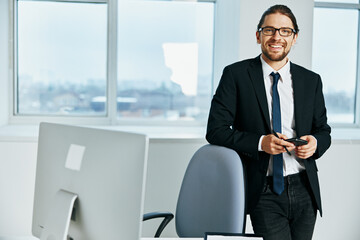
[258,56,305,176]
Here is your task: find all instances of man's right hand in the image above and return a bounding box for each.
[261,133,295,155]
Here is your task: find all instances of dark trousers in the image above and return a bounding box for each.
[250,171,317,240]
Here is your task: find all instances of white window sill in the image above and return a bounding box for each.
[329,128,360,144]
[0,124,207,143]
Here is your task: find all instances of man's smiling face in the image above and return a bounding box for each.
[256,12,298,67]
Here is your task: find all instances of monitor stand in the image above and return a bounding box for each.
[40,190,78,240]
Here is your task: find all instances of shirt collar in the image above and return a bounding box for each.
[260,55,291,81]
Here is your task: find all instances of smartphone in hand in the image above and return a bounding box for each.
[285,138,308,146]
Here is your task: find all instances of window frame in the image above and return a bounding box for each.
[10,0,113,125]
[314,1,360,128]
[9,0,217,126]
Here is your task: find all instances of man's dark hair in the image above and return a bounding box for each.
[257,5,299,33]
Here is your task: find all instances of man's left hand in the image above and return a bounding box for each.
[295,135,317,159]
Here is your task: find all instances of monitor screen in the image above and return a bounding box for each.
[32,122,148,240]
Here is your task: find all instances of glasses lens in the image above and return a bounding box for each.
[279,28,293,37]
[262,27,275,36]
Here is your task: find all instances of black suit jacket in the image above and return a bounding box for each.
[206,56,331,215]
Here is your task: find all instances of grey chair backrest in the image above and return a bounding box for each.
[175,144,246,237]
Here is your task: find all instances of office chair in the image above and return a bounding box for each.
[143,144,246,237]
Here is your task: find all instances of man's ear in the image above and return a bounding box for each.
[292,33,298,46]
[256,31,261,44]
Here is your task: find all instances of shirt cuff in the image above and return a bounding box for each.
[258,135,265,151]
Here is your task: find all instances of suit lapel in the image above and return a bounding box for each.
[290,63,306,136]
[248,56,271,132]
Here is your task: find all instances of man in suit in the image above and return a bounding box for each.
[206,5,331,240]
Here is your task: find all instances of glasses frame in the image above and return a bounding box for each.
[258,26,297,37]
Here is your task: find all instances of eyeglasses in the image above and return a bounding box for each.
[258,27,297,37]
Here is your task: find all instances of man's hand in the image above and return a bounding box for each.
[261,133,295,155]
[295,135,317,159]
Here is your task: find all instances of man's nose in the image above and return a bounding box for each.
[272,29,282,39]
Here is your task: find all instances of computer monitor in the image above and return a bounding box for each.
[32,122,148,240]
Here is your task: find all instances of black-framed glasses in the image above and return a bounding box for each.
[258,27,297,37]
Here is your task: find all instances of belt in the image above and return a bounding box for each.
[266,171,308,185]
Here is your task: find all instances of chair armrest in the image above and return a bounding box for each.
[143,212,174,237]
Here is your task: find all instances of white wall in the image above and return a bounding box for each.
[0,138,359,240]
[314,141,360,239]
[0,141,37,236]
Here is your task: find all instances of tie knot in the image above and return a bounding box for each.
[270,72,280,84]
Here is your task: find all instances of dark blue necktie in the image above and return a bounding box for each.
[271,72,284,195]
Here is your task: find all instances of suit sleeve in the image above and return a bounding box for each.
[206,66,261,160]
[311,75,331,159]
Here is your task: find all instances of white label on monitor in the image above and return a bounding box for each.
[65,144,86,171]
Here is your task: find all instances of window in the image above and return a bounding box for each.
[16,1,107,116]
[312,1,360,125]
[13,0,215,124]
[116,1,214,121]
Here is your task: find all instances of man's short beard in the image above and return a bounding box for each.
[262,49,289,62]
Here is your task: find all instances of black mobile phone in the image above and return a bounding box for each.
[285,138,308,146]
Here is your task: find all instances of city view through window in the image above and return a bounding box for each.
[16,1,214,122]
